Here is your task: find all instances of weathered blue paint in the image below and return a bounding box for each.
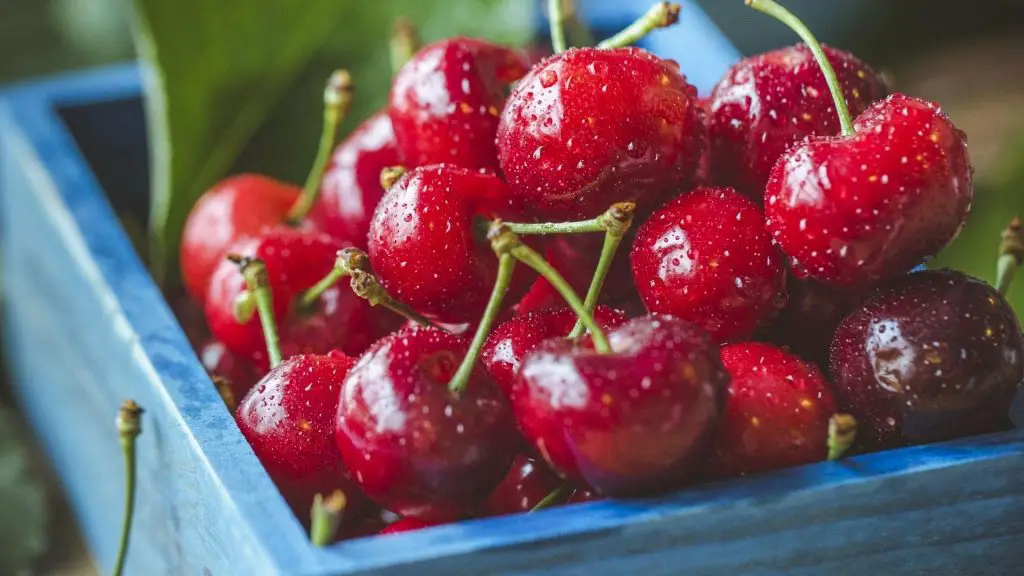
[2,2,1023,575]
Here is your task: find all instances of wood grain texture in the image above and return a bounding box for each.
[1,2,1023,574]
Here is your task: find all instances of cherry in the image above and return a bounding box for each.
[378,518,441,535]
[481,305,627,397]
[512,315,727,496]
[236,351,361,517]
[707,342,837,478]
[567,489,602,504]
[764,275,862,368]
[205,226,399,365]
[199,339,259,406]
[335,325,518,521]
[706,43,886,199]
[631,186,786,342]
[180,174,299,303]
[747,0,972,288]
[367,165,535,324]
[388,37,529,170]
[309,111,400,248]
[830,269,1023,450]
[482,454,563,516]
[497,46,705,220]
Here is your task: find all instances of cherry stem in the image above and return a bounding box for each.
[495,225,612,353]
[309,490,347,546]
[505,218,604,236]
[562,0,595,48]
[548,0,568,53]
[390,17,420,75]
[380,166,407,191]
[568,203,635,339]
[597,2,681,50]
[349,269,438,328]
[285,70,355,225]
[231,255,283,368]
[996,216,1023,296]
[449,251,517,394]
[298,248,369,310]
[827,413,857,460]
[746,0,854,136]
[531,482,573,512]
[113,400,143,576]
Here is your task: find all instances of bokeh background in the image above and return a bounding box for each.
[1,0,1023,573]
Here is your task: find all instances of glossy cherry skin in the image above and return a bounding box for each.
[512,315,728,496]
[310,111,400,248]
[481,305,628,397]
[707,342,837,478]
[236,352,360,516]
[567,489,602,503]
[631,187,786,342]
[497,47,705,220]
[205,226,400,365]
[200,339,260,402]
[765,275,862,368]
[830,270,1023,450]
[707,44,886,199]
[378,518,441,535]
[335,325,518,521]
[389,37,529,170]
[368,165,535,324]
[180,174,299,303]
[482,454,562,516]
[765,94,973,288]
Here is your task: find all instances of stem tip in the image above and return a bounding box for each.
[116,400,144,439]
[380,166,408,191]
[827,413,857,460]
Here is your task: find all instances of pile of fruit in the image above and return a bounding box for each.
[171,0,1023,542]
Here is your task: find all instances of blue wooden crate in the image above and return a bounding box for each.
[2,2,1024,575]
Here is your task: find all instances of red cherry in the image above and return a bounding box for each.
[482,454,562,516]
[180,174,300,303]
[309,111,400,248]
[497,47,705,221]
[830,270,1023,450]
[335,325,518,521]
[200,339,260,401]
[378,517,441,535]
[567,489,602,504]
[236,352,360,516]
[482,305,628,397]
[512,315,727,496]
[367,165,535,324]
[765,94,972,287]
[389,37,529,170]
[764,275,862,368]
[631,187,786,342]
[706,44,886,199]
[205,226,399,364]
[707,342,836,478]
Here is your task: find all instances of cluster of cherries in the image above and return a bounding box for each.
[172,0,1023,542]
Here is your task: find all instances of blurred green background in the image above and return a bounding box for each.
[1,0,1024,573]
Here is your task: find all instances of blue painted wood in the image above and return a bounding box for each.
[1,2,1023,575]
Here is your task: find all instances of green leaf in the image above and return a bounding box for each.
[0,403,49,574]
[129,0,533,285]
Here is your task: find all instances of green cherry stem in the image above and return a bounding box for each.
[996,216,1023,296]
[531,481,573,512]
[349,269,438,328]
[380,165,407,191]
[309,490,347,546]
[547,0,568,53]
[505,218,604,236]
[827,413,857,460]
[231,255,283,368]
[568,202,636,339]
[449,249,517,394]
[597,2,681,50]
[298,248,370,310]
[746,0,854,136]
[390,17,421,74]
[285,70,355,225]
[562,0,595,48]
[112,400,143,576]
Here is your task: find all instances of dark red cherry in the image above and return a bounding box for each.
[567,489,601,504]
[180,174,299,303]
[512,315,727,496]
[205,226,400,365]
[310,111,400,248]
[335,326,518,521]
[482,454,562,516]
[497,47,705,220]
[830,269,1023,450]
[631,187,786,342]
[765,275,862,367]
[389,37,529,170]
[200,339,260,401]
[367,165,535,324]
[482,305,628,397]
[378,518,441,535]
[236,352,360,516]
[707,342,836,478]
[707,44,886,199]
[765,94,972,287]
